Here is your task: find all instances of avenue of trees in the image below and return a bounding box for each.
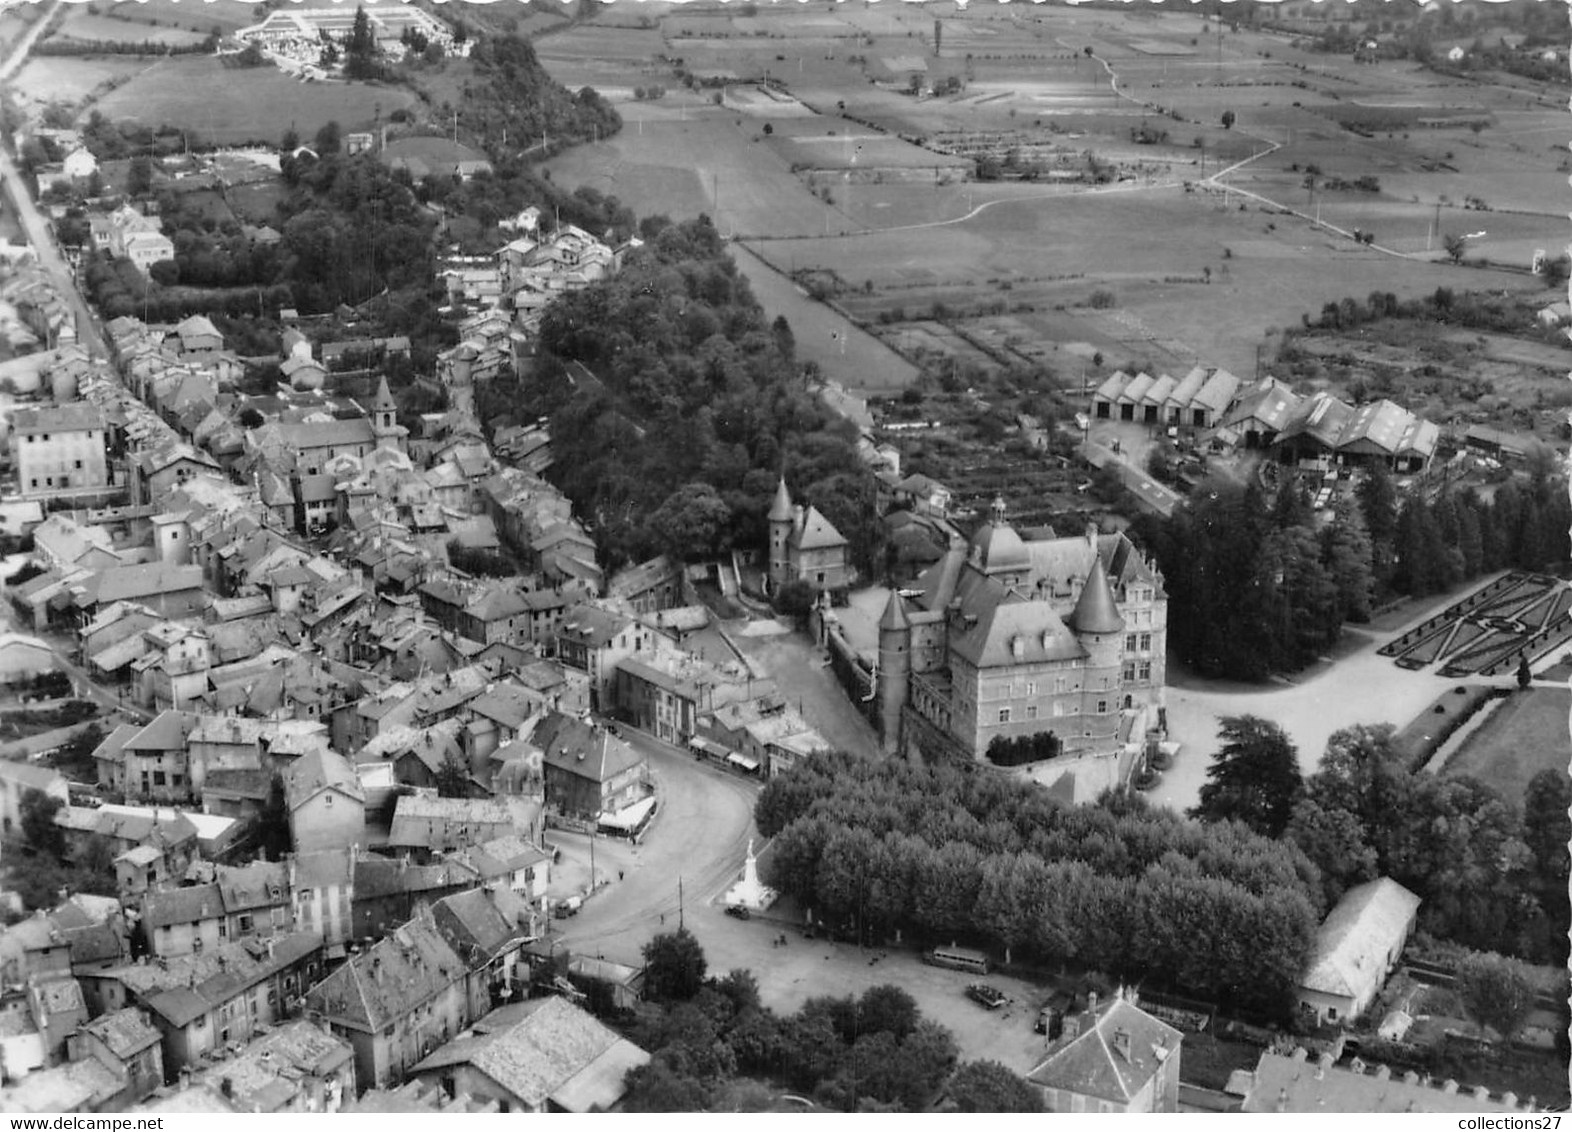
[755,753,1322,1018]
[496,215,881,574]
[623,931,1026,1112]
[1190,718,1568,966]
[1132,464,1570,681]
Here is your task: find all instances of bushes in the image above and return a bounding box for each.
[986,730,1061,766]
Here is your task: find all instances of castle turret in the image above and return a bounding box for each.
[1069,562,1125,737]
[767,477,793,592]
[877,589,911,755]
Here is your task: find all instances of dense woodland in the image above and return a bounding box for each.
[754,753,1321,1019]
[1131,462,1571,681]
[1194,718,1569,967]
[482,215,882,574]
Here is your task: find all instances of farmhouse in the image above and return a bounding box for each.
[1296,877,1421,1027]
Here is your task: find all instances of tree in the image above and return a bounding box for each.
[1456,952,1536,1040]
[642,928,708,1002]
[649,481,732,562]
[946,1060,1043,1112]
[127,155,153,197]
[1221,109,1236,129]
[1517,654,1533,689]
[314,120,341,156]
[238,407,264,429]
[1523,769,1571,886]
[19,789,65,858]
[344,5,379,80]
[857,984,919,1041]
[435,749,470,798]
[1443,232,1468,263]
[1191,715,1303,836]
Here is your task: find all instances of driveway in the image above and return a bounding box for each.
[1150,596,1516,815]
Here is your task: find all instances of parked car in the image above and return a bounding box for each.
[966,983,1007,1010]
[553,896,582,918]
[724,904,751,920]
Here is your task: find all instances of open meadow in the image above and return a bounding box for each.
[90,56,420,144]
[1444,686,1570,807]
[535,1,1566,392]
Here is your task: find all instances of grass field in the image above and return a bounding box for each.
[1443,685,1569,807]
[91,56,420,144]
[12,55,159,111]
[53,10,211,46]
[74,0,259,35]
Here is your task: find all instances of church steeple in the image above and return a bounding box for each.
[371,374,406,451]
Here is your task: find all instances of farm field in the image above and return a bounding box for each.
[10,55,159,112]
[51,10,211,46]
[1443,685,1570,806]
[91,56,420,144]
[68,0,261,35]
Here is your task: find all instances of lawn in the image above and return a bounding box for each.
[91,57,420,145]
[11,56,159,112]
[1443,685,1569,806]
[53,10,211,46]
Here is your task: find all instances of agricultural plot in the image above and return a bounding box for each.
[1381,572,1572,678]
[91,57,420,144]
[71,0,260,35]
[51,10,211,46]
[1443,686,1571,806]
[10,56,158,112]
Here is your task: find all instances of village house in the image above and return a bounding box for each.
[387,795,541,858]
[139,883,225,959]
[1297,877,1421,1027]
[82,931,325,1076]
[533,712,650,822]
[1026,991,1182,1113]
[1238,1048,1535,1114]
[556,603,667,711]
[289,849,356,960]
[430,886,539,1004]
[409,996,649,1113]
[68,1008,165,1110]
[350,857,479,941]
[302,912,480,1092]
[9,402,109,498]
[284,749,366,854]
[186,1019,355,1113]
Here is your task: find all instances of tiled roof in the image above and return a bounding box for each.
[534,713,645,786]
[1027,996,1181,1104]
[303,914,464,1033]
[141,883,224,929]
[1301,877,1421,1000]
[411,997,646,1111]
[80,1007,161,1058]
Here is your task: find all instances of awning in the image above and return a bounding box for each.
[599,794,656,831]
[726,753,760,772]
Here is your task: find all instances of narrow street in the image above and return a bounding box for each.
[0,0,109,361]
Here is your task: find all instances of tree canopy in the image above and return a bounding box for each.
[757,752,1321,1017]
[642,928,708,1003]
[1191,715,1303,837]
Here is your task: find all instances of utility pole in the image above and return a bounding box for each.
[678,876,685,930]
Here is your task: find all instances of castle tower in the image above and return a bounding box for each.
[877,589,911,755]
[371,374,406,451]
[767,476,794,592]
[1067,560,1125,748]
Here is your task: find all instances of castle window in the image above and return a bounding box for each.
[1138,662,1151,681]
[1139,633,1152,651]
[997,708,1011,724]
[1122,663,1136,682]
[1097,699,1108,714]
[1026,705,1038,720]
[1125,635,1137,652]
[1052,702,1065,718]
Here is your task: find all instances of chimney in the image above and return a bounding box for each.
[1471,1085,1492,1100]
[1442,1080,1459,1095]
[1086,991,1098,1017]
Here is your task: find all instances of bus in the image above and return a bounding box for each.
[923,945,992,975]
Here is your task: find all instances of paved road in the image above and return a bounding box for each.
[0,0,108,361]
[1080,437,1181,516]
[550,727,759,963]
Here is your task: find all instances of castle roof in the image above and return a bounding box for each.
[767,477,793,523]
[1067,563,1124,635]
[878,590,909,632]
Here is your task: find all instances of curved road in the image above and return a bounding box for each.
[551,729,759,962]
